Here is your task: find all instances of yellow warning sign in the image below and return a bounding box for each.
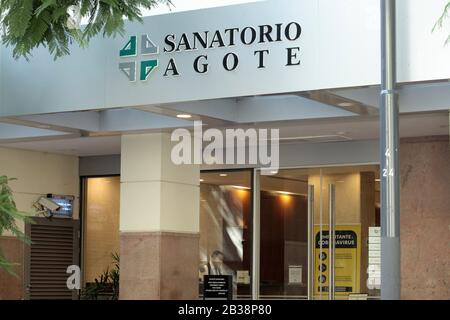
[314,225,361,298]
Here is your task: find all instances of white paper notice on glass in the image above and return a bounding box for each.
[288,265,303,284]
[369,227,381,237]
[236,270,250,284]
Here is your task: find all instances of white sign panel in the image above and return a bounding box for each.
[369,227,381,237]
[2,0,449,116]
[367,226,381,290]
[105,0,381,108]
[0,0,381,116]
[288,265,303,284]
[236,270,250,284]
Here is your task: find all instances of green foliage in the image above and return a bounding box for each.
[0,176,33,275]
[81,252,120,300]
[0,0,172,60]
[433,1,450,45]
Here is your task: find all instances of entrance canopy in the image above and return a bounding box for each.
[0,0,449,150]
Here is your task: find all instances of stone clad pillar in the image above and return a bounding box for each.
[119,133,200,300]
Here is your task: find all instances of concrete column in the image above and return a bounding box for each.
[119,133,200,300]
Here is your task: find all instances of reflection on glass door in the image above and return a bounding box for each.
[259,168,320,300]
[311,165,381,300]
[199,170,253,299]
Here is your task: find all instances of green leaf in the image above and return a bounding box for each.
[1,0,173,59]
[0,176,32,273]
[7,0,34,37]
[433,1,450,46]
[34,0,56,17]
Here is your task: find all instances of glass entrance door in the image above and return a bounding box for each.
[258,168,320,299]
[257,165,380,300]
[311,166,381,300]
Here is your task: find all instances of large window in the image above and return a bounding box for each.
[199,166,380,300]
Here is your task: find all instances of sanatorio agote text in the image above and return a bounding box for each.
[160,22,303,75]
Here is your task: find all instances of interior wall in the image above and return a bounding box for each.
[0,146,79,300]
[400,136,450,300]
[309,173,361,225]
[83,176,120,283]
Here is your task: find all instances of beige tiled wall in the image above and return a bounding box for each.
[84,177,120,283]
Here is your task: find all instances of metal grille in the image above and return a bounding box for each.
[27,220,78,300]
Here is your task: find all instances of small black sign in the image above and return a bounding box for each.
[203,275,233,300]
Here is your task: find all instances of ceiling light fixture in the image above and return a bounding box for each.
[37,124,52,129]
[231,185,250,190]
[337,102,354,107]
[176,114,192,119]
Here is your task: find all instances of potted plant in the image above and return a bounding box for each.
[81,252,120,300]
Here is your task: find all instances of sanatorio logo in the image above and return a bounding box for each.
[119,35,159,82]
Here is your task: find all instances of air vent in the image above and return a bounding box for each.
[26,218,78,300]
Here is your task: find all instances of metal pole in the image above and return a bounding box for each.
[318,170,323,298]
[251,169,260,300]
[380,0,401,300]
[307,185,315,300]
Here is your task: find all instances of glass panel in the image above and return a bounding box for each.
[259,168,320,300]
[321,165,381,300]
[199,170,253,299]
[309,168,330,299]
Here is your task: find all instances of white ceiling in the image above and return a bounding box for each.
[1,111,447,156]
[1,80,449,156]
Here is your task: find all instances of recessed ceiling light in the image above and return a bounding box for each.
[337,102,354,107]
[199,179,204,182]
[232,186,250,190]
[375,179,381,182]
[37,124,51,129]
[219,173,228,177]
[176,114,192,119]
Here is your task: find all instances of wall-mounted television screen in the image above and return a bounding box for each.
[47,194,74,218]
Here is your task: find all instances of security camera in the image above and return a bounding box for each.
[37,197,61,212]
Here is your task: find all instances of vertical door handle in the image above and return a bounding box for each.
[328,184,336,300]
